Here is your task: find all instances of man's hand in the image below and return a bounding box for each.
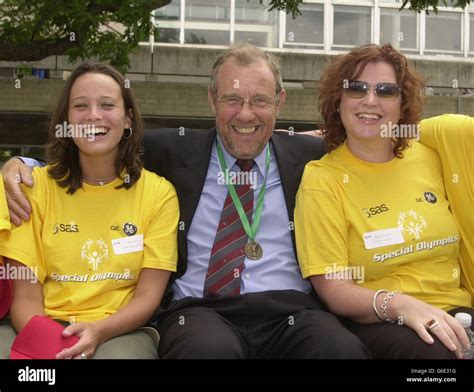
[274,129,325,138]
[1,158,34,226]
[300,129,325,138]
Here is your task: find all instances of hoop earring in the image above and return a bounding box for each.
[123,127,133,139]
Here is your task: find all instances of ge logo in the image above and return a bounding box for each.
[123,223,138,236]
[424,191,437,204]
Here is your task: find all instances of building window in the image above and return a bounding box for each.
[155,0,181,43]
[333,6,371,50]
[184,29,229,45]
[284,3,324,48]
[185,0,231,21]
[234,0,278,47]
[184,0,231,45]
[235,0,273,23]
[156,27,181,43]
[155,1,180,20]
[380,8,418,53]
[425,11,463,54]
[150,0,474,60]
[470,13,474,56]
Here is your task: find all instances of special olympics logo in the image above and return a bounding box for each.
[398,210,427,240]
[81,239,108,271]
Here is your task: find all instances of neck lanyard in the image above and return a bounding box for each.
[215,140,271,260]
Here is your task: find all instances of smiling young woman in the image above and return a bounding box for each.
[0,62,179,360]
[47,63,142,192]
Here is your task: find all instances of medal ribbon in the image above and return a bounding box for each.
[216,140,270,244]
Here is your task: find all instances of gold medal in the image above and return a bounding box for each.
[216,141,270,264]
[245,241,263,260]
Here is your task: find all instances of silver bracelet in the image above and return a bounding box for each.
[372,289,388,322]
[381,291,401,323]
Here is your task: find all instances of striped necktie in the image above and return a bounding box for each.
[203,159,255,297]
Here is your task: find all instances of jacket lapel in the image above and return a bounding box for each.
[270,132,306,254]
[271,132,300,223]
[171,129,216,270]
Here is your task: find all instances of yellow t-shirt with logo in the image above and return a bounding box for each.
[420,114,473,306]
[0,167,179,322]
[295,142,471,310]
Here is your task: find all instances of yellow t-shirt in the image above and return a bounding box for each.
[420,114,474,306]
[0,176,11,242]
[0,177,11,272]
[295,142,471,310]
[0,167,179,322]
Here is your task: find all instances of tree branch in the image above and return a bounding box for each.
[0,39,78,61]
[30,0,62,41]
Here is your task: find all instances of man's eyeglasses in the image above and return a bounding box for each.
[217,94,279,110]
[343,81,401,100]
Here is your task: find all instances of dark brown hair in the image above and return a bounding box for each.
[46,61,144,194]
[318,43,425,157]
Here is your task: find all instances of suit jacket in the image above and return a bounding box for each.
[143,128,325,290]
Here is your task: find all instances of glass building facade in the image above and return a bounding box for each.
[152,0,474,59]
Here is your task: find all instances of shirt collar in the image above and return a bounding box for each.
[216,133,268,177]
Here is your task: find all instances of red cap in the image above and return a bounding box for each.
[0,276,13,320]
[10,315,79,359]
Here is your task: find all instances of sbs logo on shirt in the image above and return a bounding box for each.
[362,204,389,218]
[53,222,80,234]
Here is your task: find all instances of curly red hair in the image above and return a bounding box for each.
[318,44,425,157]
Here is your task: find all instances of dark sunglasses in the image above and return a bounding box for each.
[343,80,401,100]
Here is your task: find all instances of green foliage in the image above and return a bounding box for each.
[401,0,470,13]
[267,0,304,18]
[0,0,168,73]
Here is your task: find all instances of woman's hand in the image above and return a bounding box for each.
[53,269,171,360]
[312,276,471,358]
[389,294,471,359]
[55,322,104,360]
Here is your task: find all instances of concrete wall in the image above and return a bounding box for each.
[1,46,473,147]
[2,46,474,86]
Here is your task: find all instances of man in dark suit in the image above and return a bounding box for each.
[2,43,369,359]
[140,44,369,359]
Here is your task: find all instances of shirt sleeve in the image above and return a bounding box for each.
[16,157,46,168]
[0,168,47,283]
[419,114,473,196]
[142,176,179,272]
[419,114,473,152]
[295,164,349,279]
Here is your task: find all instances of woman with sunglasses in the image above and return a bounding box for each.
[0,62,179,359]
[294,43,473,359]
